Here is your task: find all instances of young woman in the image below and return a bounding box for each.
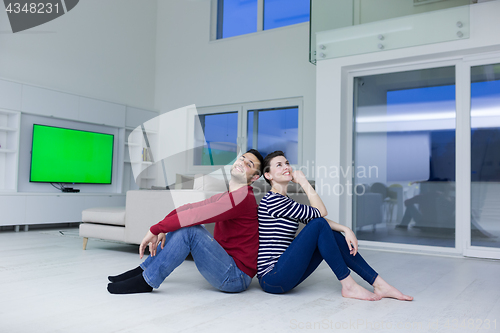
[257,151,413,301]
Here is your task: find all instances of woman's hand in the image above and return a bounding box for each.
[325,218,357,255]
[293,169,328,217]
[291,170,307,185]
[343,228,358,256]
[139,230,159,259]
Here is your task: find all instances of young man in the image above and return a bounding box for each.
[107,149,264,294]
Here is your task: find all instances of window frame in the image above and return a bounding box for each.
[342,54,500,260]
[187,98,303,174]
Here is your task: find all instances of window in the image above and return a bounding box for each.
[263,0,310,30]
[217,0,258,39]
[215,0,310,39]
[194,112,238,166]
[191,99,302,169]
[247,107,299,164]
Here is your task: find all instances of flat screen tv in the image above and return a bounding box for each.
[30,124,114,184]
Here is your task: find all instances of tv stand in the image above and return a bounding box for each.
[0,192,126,229]
[62,188,80,193]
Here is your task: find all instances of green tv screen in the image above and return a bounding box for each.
[30,124,114,184]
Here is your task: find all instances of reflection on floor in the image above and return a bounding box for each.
[471,217,500,248]
[357,222,500,248]
[357,223,455,248]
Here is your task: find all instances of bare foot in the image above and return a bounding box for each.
[340,275,381,301]
[372,276,413,301]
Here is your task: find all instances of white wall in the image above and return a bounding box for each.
[153,0,317,180]
[0,0,157,110]
[316,1,500,223]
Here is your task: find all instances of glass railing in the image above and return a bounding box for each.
[310,0,474,64]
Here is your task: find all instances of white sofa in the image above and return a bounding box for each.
[80,190,220,249]
[79,178,311,249]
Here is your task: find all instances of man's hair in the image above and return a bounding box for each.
[245,149,264,177]
[262,150,285,185]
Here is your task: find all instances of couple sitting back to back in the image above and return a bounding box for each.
[108,149,412,302]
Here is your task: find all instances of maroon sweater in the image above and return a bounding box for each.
[149,186,259,278]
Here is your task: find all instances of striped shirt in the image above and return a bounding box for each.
[257,191,321,278]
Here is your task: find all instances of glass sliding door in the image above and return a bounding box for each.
[353,66,457,247]
[470,63,500,248]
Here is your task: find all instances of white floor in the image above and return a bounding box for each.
[1,228,499,333]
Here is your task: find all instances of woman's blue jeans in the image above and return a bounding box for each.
[140,225,252,292]
[259,218,378,294]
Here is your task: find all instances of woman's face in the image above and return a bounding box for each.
[265,155,292,185]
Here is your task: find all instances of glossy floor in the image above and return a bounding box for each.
[1,228,499,333]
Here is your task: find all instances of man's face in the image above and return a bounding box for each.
[230,153,261,184]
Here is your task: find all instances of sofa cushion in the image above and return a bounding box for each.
[174,174,195,189]
[82,206,126,226]
[79,222,126,241]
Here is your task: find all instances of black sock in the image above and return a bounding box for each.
[108,266,144,283]
[107,273,153,294]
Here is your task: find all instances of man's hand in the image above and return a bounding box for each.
[158,233,166,249]
[139,230,159,259]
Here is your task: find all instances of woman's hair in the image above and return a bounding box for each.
[262,150,285,186]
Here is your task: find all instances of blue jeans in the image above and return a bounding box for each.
[140,225,252,292]
[259,218,378,294]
